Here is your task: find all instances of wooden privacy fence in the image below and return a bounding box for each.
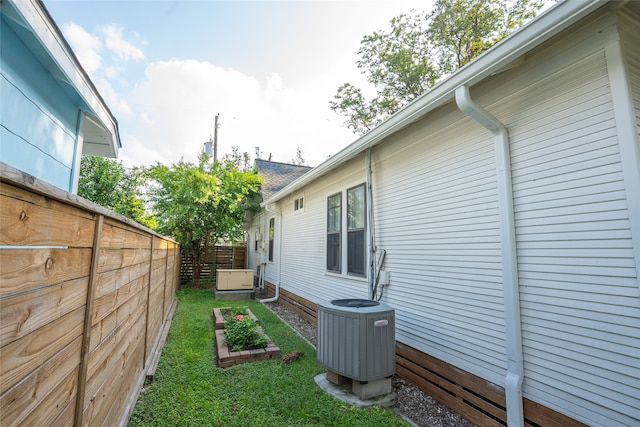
[0,163,180,427]
[180,244,247,284]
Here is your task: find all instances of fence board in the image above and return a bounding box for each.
[97,248,152,273]
[14,367,79,427]
[0,193,95,247]
[0,306,85,395]
[0,277,87,348]
[0,336,81,426]
[100,219,152,249]
[0,248,92,296]
[1,163,180,426]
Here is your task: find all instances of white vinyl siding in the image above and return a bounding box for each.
[373,102,507,385]
[279,159,370,304]
[263,5,640,426]
[621,4,640,147]
[489,20,640,426]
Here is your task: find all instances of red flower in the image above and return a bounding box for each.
[235,314,245,320]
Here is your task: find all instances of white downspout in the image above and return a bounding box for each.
[259,203,281,303]
[455,85,524,427]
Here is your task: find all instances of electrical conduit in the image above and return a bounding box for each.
[366,148,376,300]
[455,85,524,427]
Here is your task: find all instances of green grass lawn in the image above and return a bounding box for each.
[129,288,409,427]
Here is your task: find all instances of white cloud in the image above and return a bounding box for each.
[100,25,145,62]
[60,22,142,123]
[118,59,355,167]
[61,23,102,77]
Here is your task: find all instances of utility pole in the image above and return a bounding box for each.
[213,113,220,163]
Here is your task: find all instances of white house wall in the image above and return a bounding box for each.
[279,156,371,302]
[468,8,639,426]
[263,4,639,426]
[628,10,640,135]
[372,102,509,385]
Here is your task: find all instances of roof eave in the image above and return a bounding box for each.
[262,0,606,206]
[8,0,121,157]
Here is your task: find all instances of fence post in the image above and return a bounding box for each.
[143,236,155,368]
[74,214,104,427]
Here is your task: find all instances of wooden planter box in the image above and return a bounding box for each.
[213,307,280,367]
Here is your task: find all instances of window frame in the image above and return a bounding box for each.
[326,192,342,272]
[268,217,275,262]
[347,184,366,276]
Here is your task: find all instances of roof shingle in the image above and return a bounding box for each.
[255,159,312,201]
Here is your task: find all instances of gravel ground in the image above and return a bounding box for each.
[263,301,476,427]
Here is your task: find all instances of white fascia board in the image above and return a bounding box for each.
[10,0,121,155]
[262,0,607,207]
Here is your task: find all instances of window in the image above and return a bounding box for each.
[268,218,275,262]
[347,184,366,275]
[254,229,260,251]
[294,197,304,211]
[326,193,341,272]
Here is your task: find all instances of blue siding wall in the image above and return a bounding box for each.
[1,19,80,191]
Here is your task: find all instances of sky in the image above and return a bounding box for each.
[44,0,435,168]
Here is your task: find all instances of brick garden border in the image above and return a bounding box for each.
[213,307,280,368]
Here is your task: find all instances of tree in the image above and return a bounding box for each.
[225,145,253,171]
[330,0,545,135]
[78,156,156,228]
[428,0,544,73]
[290,147,307,166]
[146,153,263,287]
[331,12,437,135]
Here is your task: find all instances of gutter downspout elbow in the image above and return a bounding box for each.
[259,203,281,303]
[455,85,524,427]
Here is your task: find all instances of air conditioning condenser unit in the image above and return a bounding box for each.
[316,299,395,386]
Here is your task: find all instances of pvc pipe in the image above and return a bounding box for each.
[366,148,376,300]
[259,204,281,303]
[455,85,524,427]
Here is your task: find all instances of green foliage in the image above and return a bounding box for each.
[146,152,262,287]
[331,0,545,135]
[224,316,268,351]
[428,0,545,72]
[129,289,409,427]
[290,147,307,166]
[78,156,156,228]
[331,12,436,135]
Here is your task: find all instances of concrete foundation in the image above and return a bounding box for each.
[326,369,350,385]
[314,373,396,408]
[213,289,254,300]
[352,377,393,400]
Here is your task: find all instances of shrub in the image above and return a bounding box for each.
[224,316,268,351]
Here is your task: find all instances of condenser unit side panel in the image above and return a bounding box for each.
[363,311,396,380]
[340,315,359,377]
[317,309,360,379]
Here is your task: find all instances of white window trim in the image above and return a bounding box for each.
[325,182,368,278]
